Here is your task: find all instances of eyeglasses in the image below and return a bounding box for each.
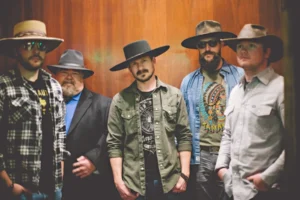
[21,41,47,51]
[196,39,219,49]
[58,70,82,78]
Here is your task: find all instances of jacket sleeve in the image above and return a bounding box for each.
[84,97,112,170]
[0,87,7,171]
[175,93,192,152]
[106,95,124,158]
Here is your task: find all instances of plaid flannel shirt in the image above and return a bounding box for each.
[0,68,66,190]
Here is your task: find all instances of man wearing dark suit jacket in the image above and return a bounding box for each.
[48,49,120,200]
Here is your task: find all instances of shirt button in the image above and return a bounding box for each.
[128,115,130,117]
[158,150,161,153]
[155,108,158,111]
[160,164,163,167]
[155,122,158,125]
[156,136,159,139]
[136,98,139,101]
[141,167,144,171]
[154,95,157,98]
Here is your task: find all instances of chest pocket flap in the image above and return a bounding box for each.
[10,97,32,123]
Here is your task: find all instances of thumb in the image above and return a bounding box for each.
[247,175,254,181]
[77,156,85,161]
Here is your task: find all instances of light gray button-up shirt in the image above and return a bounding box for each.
[215,67,285,200]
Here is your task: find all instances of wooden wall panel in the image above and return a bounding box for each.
[0,0,283,98]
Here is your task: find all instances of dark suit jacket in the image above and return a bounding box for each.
[63,88,120,200]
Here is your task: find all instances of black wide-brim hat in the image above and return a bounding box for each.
[47,49,94,79]
[181,20,236,49]
[110,40,170,71]
[222,24,283,62]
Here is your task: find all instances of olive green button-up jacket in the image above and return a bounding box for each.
[107,77,192,195]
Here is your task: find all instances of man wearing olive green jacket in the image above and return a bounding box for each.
[107,40,192,200]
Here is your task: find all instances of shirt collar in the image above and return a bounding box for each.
[195,59,233,76]
[127,76,168,93]
[72,91,82,101]
[239,67,274,87]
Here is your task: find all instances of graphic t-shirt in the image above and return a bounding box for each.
[26,74,54,194]
[138,90,160,179]
[199,70,226,147]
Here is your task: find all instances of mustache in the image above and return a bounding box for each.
[62,81,75,85]
[29,55,43,60]
[136,69,148,75]
[202,51,218,56]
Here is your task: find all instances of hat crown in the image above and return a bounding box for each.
[196,20,222,36]
[123,40,152,60]
[59,49,84,67]
[13,20,47,37]
[237,24,268,39]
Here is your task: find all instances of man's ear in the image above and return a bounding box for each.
[265,47,271,60]
[152,57,156,64]
[220,41,225,48]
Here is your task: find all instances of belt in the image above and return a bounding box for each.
[200,146,220,153]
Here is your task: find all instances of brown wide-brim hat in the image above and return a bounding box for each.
[0,20,63,58]
[222,24,283,62]
[48,49,94,79]
[181,20,236,49]
[110,40,169,71]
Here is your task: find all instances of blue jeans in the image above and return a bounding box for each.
[184,150,225,200]
[136,179,181,200]
[17,188,62,200]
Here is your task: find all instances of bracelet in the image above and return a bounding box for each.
[180,172,189,183]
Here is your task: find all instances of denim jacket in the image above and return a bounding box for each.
[180,60,244,164]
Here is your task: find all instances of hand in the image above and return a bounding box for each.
[115,180,139,200]
[11,183,31,196]
[72,156,96,178]
[247,173,268,191]
[172,176,187,193]
[217,168,228,181]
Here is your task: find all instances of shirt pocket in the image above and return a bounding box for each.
[121,110,138,135]
[162,105,178,132]
[9,97,32,123]
[248,104,276,138]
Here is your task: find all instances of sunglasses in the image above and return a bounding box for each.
[21,41,47,51]
[196,39,219,49]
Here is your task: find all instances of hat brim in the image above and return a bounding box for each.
[0,36,64,58]
[222,35,283,62]
[181,32,237,49]
[47,64,94,79]
[110,45,170,71]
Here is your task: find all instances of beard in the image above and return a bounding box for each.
[17,54,44,71]
[199,51,222,73]
[134,68,155,83]
[61,81,78,98]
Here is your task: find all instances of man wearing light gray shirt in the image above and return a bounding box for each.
[215,24,285,200]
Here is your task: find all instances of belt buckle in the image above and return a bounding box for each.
[209,146,219,153]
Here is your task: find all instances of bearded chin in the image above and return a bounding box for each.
[17,56,43,72]
[199,54,222,73]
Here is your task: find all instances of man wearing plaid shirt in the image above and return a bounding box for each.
[0,20,65,200]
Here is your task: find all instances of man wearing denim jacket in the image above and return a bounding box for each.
[180,20,244,200]
[107,40,192,200]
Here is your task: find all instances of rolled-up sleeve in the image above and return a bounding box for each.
[175,94,192,152]
[107,95,124,158]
